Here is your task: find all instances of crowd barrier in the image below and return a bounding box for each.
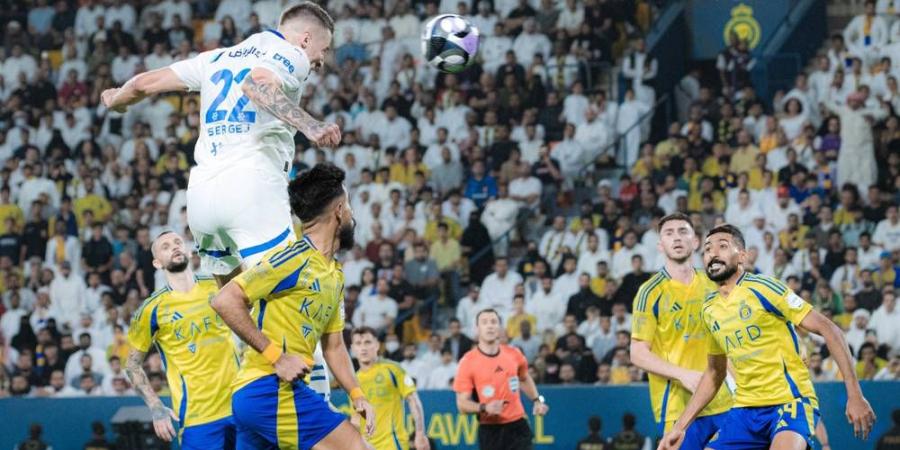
[1,382,897,449]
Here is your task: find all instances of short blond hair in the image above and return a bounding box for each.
[279,1,334,33]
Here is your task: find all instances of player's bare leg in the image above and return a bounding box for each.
[769,431,808,450]
[312,421,373,450]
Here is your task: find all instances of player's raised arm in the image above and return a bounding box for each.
[241,68,340,147]
[210,281,310,382]
[321,330,376,437]
[799,308,877,440]
[658,353,728,450]
[124,347,179,442]
[101,67,190,113]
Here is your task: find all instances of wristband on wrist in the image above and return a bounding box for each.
[262,342,282,364]
[350,387,366,401]
[479,403,486,413]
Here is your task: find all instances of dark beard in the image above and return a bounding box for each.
[167,258,189,273]
[338,219,356,251]
[706,261,738,282]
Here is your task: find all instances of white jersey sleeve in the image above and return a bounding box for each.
[252,37,311,93]
[170,51,210,91]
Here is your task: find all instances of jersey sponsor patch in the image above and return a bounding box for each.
[508,376,519,393]
[481,385,495,399]
[786,292,805,310]
[272,53,295,73]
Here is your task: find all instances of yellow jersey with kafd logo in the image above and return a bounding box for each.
[127,276,239,428]
[356,359,416,450]
[702,272,818,407]
[231,236,345,390]
[631,269,733,424]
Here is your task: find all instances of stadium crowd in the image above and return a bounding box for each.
[0,0,898,404]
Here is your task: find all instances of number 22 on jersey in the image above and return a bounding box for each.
[206,68,256,125]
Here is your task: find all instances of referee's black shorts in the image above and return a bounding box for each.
[478,418,533,450]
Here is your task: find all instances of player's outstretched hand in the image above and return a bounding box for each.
[150,404,179,442]
[657,430,684,450]
[413,431,430,450]
[100,88,126,113]
[354,397,376,437]
[273,353,310,383]
[846,394,876,440]
[303,121,342,148]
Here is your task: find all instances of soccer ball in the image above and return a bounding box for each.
[421,14,480,74]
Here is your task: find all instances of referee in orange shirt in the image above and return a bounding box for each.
[453,308,550,450]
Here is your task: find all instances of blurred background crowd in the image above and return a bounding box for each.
[0,0,898,404]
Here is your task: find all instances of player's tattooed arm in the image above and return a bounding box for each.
[126,347,180,441]
[124,348,167,419]
[242,68,341,147]
[405,392,430,449]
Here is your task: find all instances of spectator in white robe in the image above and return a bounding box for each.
[574,107,611,165]
[616,89,650,167]
[844,0,889,66]
[554,123,586,184]
[824,90,887,190]
[481,184,521,256]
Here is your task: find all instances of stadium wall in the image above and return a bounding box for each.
[750,0,828,99]
[686,0,792,60]
[1,382,898,449]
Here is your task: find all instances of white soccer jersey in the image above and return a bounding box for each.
[171,30,311,178]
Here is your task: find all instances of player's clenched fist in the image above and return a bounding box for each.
[101,88,126,113]
[303,121,341,148]
[273,353,310,383]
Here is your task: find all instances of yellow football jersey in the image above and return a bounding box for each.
[0,203,23,233]
[232,236,345,390]
[127,276,239,428]
[702,272,818,408]
[631,269,733,424]
[357,360,416,450]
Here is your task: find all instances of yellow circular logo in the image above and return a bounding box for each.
[723,3,762,49]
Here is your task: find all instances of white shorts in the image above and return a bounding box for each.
[310,343,331,400]
[187,165,294,275]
